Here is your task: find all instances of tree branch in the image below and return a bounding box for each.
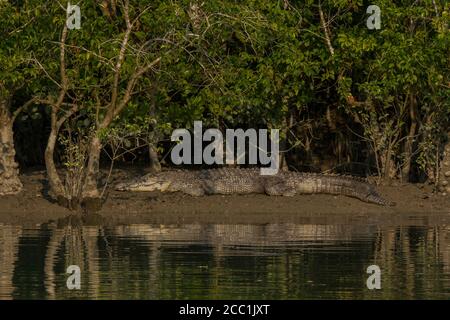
[56,104,79,130]
[11,97,38,123]
[54,23,69,113]
[110,0,132,111]
[318,2,334,56]
[112,57,161,120]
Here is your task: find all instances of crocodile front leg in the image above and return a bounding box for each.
[184,187,206,196]
[168,180,206,196]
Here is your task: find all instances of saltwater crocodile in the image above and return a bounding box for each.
[115,168,394,206]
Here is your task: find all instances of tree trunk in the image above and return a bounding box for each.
[438,131,450,196]
[44,109,65,199]
[381,146,397,181]
[148,144,161,173]
[0,98,22,196]
[147,82,161,174]
[82,135,102,200]
[401,95,418,182]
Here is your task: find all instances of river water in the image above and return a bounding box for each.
[0,216,449,299]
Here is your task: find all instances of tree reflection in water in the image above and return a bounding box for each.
[0,216,449,299]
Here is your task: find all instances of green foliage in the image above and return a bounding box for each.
[0,0,50,99]
[1,0,449,181]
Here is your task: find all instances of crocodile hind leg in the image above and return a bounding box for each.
[264,177,296,196]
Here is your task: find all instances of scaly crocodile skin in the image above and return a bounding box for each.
[115,168,394,206]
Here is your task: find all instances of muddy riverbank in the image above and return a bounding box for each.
[0,169,449,225]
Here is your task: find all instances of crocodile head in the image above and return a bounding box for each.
[115,171,175,192]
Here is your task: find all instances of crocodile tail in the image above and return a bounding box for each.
[365,189,396,206]
[293,174,394,206]
[328,176,394,206]
[330,177,395,206]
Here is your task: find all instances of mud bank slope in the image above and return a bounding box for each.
[0,169,449,225]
